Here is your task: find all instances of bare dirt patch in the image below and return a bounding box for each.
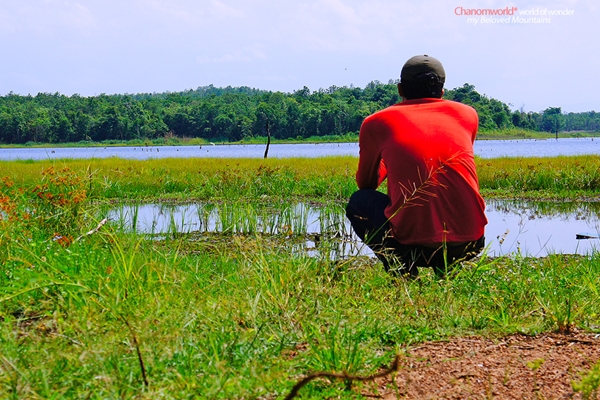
[373,330,600,399]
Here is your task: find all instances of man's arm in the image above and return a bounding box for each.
[356,121,386,189]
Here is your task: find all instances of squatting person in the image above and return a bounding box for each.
[346,54,488,277]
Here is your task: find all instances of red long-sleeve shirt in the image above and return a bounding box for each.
[356,98,487,245]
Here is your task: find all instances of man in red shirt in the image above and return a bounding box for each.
[346,55,487,277]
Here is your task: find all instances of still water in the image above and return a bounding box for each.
[2,137,600,160]
[106,200,600,257]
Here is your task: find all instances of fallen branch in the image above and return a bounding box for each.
[75,218,107,243]
[285,355,400,400]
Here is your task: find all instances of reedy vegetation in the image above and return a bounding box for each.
[1,157,600,398]
[2,155,600,202]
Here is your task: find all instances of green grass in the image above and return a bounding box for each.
[1,158,600,398]
[1,231,600,398]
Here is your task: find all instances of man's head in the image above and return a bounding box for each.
[399,55,445,100]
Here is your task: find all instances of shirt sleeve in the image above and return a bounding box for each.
[471,107,479,143]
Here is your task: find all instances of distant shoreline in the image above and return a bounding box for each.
[1,129,599,149]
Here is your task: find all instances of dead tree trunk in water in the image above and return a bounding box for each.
[263,120,271,159]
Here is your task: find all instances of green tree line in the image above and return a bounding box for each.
[0,82,597,145]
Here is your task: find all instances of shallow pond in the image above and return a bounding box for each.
[106,200,600,258]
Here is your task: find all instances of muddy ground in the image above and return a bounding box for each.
[369,330,600,399]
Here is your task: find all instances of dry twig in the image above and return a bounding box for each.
[285,355,400,399]
[120,317,149,387]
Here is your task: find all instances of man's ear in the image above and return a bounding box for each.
[397,83,404,98]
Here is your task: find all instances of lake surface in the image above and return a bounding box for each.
[2,137,600,160]
[107,200,600,258]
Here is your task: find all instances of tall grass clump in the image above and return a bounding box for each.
[0,167,94,263]
[477,155,600,196]
[0,157,358,203]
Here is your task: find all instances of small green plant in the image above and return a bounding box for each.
[572,361,600,399]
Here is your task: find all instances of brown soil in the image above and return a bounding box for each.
[371,330,600,399]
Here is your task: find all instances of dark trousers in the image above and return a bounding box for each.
[345,189,484,277]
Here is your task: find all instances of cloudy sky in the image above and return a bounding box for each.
[0,0,597,112]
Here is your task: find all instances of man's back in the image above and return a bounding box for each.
[356,98,487,246]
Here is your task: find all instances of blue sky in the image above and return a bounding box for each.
[0,0,597,112]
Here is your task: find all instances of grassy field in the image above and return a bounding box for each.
[1,156,600,398]
[2,154,600,202]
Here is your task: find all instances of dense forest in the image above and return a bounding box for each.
[0,81,598,145]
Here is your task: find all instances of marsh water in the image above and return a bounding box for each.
[2,137,600,160]
[107,200,600,258]
[6,139,600,257]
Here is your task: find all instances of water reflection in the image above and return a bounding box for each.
[106,200,600,257]
[485,200,600,256]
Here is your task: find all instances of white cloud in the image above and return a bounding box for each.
[262,0,457,54]
[138,0,203,23]
[197,44,267,63]
[0,1,96,36]
[135,0,245,23]
[210,0,245,18]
